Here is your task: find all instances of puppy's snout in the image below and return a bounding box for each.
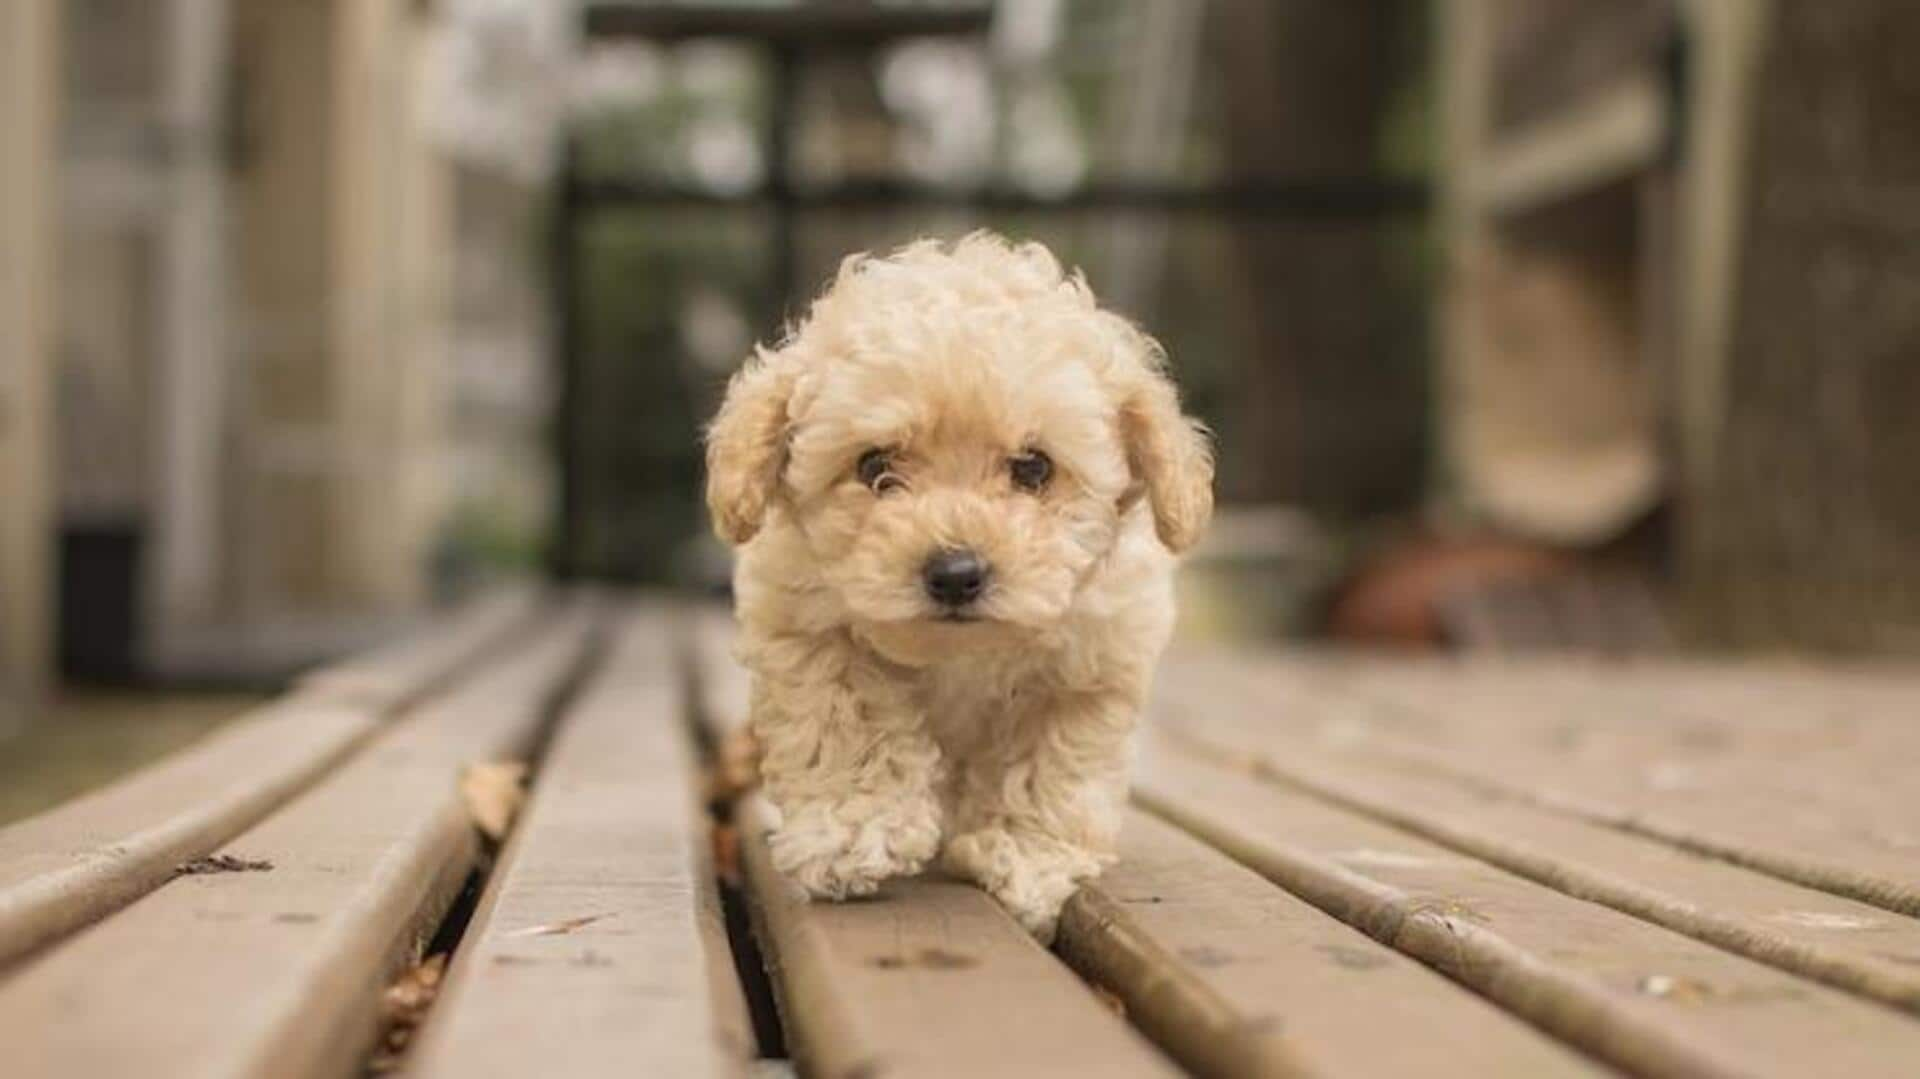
[923,548,989,608]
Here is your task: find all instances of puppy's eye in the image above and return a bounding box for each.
[856,448,902,493]
[1009,449,1053,492]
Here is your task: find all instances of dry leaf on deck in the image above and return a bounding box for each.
[461,761,528,841]
[708,729,761,805]
[711,822,742,887]
[368,953,448,1073]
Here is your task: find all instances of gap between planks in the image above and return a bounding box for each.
[1056,808,1602,1078]
[691,608,1598,1078]
[0,602,600,1079]
[405,604,752,1078]
[1175,651,1920,920]
[1152,685,1920,1019]
[0,587,541,971]
[1137,736,1920,1079]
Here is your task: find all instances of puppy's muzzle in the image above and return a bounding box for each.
[923,548,990,612]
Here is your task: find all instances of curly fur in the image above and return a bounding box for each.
[705,232,1213,939]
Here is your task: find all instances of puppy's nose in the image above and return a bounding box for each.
[923,549,989,607]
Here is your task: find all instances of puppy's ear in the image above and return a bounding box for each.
[1117,365,1215,554]
[705,346,803,545]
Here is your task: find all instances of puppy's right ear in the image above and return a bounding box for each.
[705,346,802,545]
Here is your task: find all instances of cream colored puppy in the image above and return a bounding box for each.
[705,233,1213,939]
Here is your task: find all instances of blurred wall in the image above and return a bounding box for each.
[38,0,557,684]
[1440,0,1920,655]
[1,0,61,729]
[1688,0,1920,653]
[229,0,452,616]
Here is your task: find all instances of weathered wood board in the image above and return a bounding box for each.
[1162,650,1920,917]
[296,586,541,710]
[1157,689,1920,1016]
[408,607,750,1078]
[0,589,540,969]
[1139,740,1920,1079]
[737,796,1179,1079]
[0,607,596,1078]
[1059,809,1603,1078]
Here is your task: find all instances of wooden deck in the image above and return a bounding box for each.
[3,592,1919,1077]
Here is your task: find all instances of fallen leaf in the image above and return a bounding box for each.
[368,953,448,1073]
[461,761,528,841]
[711,822,742,887]
[382,953,447,1019]
[175,854,273,877]
[707,729,762,807]
[504,913,609,939]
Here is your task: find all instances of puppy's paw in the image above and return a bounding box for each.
[770,796,942,900]
[941,828,1101,943]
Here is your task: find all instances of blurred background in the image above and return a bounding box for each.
[3,1,1918,812]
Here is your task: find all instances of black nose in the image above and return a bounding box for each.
[923,549,989,607]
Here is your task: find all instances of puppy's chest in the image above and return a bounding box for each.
[917,662,1044,756]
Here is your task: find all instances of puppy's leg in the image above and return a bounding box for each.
[750,633,943,900]
[941,688,1136,940]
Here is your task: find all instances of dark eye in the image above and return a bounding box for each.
[1009,449,1053,492]
[857,448,899,493]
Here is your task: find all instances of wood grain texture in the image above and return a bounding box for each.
[0,607,596,1079]
[1157,679,1920,1016]
[1161,649,1920,918]
[739,796,1178,1079]
[1057,809,1602,1078]
[1139,740,1920,1079]
[0,590,540,969]
[295,585,541,710]
[409,606,750,1078]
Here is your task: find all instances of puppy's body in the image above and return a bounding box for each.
[708,234,1211,938]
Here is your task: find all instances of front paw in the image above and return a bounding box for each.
[769,796,942,900]
[942,829,1102,943]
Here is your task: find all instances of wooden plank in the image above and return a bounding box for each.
[0,607,597,1079]
[1057,809,1603,1077]
[1338,660,1920,916]
[296,584,541,709]
[408,607,750,1078]
[738,796,1177,1079]
[700,606,1591,1075]
[0,589,540,968]
[1138,741,1920,1079]
[1163,650,1920,918]
[1160,701,1920,1014]
[688,612,1175,1079]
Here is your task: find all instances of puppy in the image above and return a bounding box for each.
[705,232,1213,939]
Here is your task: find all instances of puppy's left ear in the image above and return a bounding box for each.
[705,346,803,545]
[1117,364,1215,554]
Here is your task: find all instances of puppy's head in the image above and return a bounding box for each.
[706,233,1212,644]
